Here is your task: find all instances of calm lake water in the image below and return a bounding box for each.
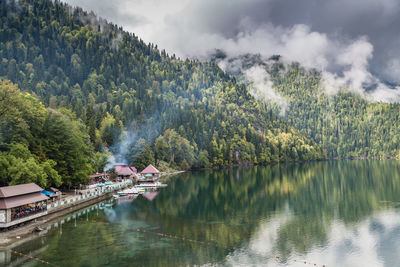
[3,160,400,267]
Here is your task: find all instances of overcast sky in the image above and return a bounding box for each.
[63,0,400,101]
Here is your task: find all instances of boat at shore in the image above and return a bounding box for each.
[117,187,141,196]
[136,182,167,188]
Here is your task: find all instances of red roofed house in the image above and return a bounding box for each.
[114,163,138,181]
[140,164,160,182]
[0,183,49,228]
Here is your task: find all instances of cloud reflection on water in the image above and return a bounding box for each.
[223,210,400,267]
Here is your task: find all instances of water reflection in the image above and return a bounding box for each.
[2,160,400,266]
[236,210,400,267]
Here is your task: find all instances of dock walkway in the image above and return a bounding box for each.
[47,180,133,213]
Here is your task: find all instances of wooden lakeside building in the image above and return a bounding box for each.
[0,183,49,228]
[114,163,138,181]
[89,163,138,185]
[138,164,161,182]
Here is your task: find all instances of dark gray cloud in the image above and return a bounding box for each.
[172,0,400,82]
[62,0,400,101]
[64,0,149,30]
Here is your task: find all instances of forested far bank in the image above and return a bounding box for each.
[268,62,400,158]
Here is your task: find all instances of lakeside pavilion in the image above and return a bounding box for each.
[0,183,49,228]
[139,164,160,182]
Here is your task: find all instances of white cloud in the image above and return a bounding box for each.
[384,59,400,83]
[321,38,400,102]
[222,210,400,267]
[242,65,289,116]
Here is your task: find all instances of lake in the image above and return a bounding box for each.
[2,160,400,267]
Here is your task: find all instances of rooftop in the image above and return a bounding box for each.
[0,183,44,198]
[129,166,137,172]
[0,192,48,209]
[141,164,160,174]
[115,166,134,176]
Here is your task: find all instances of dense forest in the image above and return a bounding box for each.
[0,0,325,187]
[268,62,400,158]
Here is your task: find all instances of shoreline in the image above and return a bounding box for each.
[0,194,110,246]
[0,172,184,245]
[1,158,397,245]
[193,156,400,171]
[160,170,186,177]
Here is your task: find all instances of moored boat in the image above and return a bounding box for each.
[118,187,140,195]
[122,188,140,194]
[117,191,128,196]
[136,182,167,188]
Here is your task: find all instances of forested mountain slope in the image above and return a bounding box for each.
[0,0,325,187]
[267,62,400,158]
[221,54,400,158]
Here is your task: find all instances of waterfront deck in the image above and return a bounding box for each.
[0,180,133,230]
[47,180,133,213]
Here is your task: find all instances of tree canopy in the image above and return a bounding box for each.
[0,80,92,187]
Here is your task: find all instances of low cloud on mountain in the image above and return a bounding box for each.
[63,0,400,102]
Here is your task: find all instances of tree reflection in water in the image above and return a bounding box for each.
[6,160,400,267]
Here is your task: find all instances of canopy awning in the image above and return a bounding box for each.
[41,190,55,196]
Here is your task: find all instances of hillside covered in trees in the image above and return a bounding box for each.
[268,62,400,158]
[0,0,325,187]
[220,55,400,159]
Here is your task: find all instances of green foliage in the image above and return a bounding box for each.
[8,157,48,187]
[197,150,210,168]
[91,151,110,173]
[0,81,92,187]
[99,113,123,147]
[132,144,155,171]
[42,109,93,186]
[153,129,195,169]
[0,143,61,187]
[154,135,168,164]
[41,160,62,187]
